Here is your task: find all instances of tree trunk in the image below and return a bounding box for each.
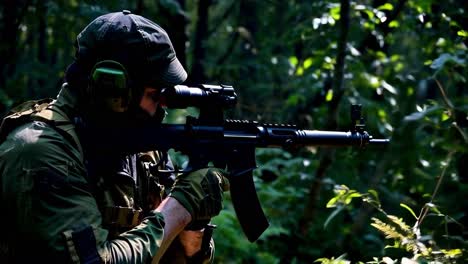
[37,0,48,97]
[190,0,211,84]
[0,1,27,88]
[0,0,30,111]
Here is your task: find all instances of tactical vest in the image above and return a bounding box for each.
[0,99,165,233]
[0,100,212,263]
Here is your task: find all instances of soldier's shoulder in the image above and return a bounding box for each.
[3,121,66,155]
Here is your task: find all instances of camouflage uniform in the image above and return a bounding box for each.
[0,85,212,263]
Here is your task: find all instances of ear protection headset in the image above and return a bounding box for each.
[89,60,132,113]
[88,60,166,122]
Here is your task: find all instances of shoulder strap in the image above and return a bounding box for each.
[0,99,53,143]
[32,106,84,161]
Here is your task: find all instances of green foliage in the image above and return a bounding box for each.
[1,0,467,263]
[324,184,465,263]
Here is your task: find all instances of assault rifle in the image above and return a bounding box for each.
[89,84,389,242]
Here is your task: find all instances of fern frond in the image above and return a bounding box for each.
[371,217,404,240]
[387,215,413,237]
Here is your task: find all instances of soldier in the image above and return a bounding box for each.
[0,11,228,263]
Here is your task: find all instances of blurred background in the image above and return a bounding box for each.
[1,0,467,263]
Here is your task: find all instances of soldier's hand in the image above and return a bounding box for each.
[169,168,229,224]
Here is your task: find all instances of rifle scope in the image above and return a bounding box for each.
[161,84,237,109]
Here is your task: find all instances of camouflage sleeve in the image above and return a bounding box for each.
[0,121,164,263]
[137,151,216,264]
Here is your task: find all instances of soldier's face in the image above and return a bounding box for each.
[139,87,161,117]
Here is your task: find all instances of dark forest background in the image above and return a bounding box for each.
[1,0,467,263]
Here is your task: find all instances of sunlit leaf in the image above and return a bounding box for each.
[370,76,380,88]
[296,66,304,76]
[457,30,468,37]
[441,248,463,258]
[363,9,374,19]
[326,196,339,208]
[325,89,333,102]
[377,3,394,11]
[289,56,298,67]
[390,55,400,62]
[436,37,447,47]
[330,6,341,20]
[303,58,313,69]
[389,20,399,28]
[395,62,404,72]
[344,192,362,204]
[348,44,361,56]
[419,159,429,167]
[381,81,398,94]
[400,203,418,219]
[378,109,386,119]
[441,111,450,121]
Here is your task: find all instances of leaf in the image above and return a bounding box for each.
[378,109,387,119]
[326,196,340,208]
[441,248,463,258]
[457,30,468,37]
[330,6,341,20]
[344,192,362,205]
[296,66,304,76]
[368,189,380,202]
[381,81,398,94]
[371,217,402,239]
[441,111,450,121]
[377,3,394,11]
[389,20,400,28]
[286,94,305,106]
[303,58,313,69]
[325,89,333,102]
[430,53,465,70]
[403,106,442,122]
[289,56,299,67]
[425,202,442,215]
[400,203,418,220]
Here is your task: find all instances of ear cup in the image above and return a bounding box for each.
[88,60,132,112]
